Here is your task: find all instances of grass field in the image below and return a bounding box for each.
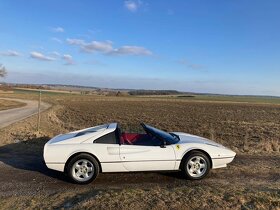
[11,87,280,104]
[0,99,26,111]
[0,92,279,209]
[138,94,280,104]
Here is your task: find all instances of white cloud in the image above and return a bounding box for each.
[62,54,74,65]
[110,46,152,56]
[30,51,75,65]
[67,38,152,56]
[67,38,112,53]
[66,38,85,46]
[51,27,64,33]
[51,37,63,43]
[82,41,113,53]
[0,50,21,56]
[30,51,56,61]
[124,0,141,12]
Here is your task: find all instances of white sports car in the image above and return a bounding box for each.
[44,123,236,184]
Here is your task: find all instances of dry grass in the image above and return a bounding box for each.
[0,99,26,111]
[2,94,280,154]
[0,179,279,210]
[53,96,280,154]
[0,93,279,210]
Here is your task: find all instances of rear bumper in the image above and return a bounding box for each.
[45,163,65,172]
[43,143,65,172]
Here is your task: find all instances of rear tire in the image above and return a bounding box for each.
[66,154,99,184]
[181,151,210,180]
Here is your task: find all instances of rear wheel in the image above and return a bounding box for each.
[67,154,99,184]
[181,151,210,180]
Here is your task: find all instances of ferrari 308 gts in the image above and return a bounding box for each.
[44,123,236,184]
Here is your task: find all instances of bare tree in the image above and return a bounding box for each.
[0,64,7,78]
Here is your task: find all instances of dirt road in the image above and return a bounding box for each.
[0,138,278,197]
[0,98,50,129]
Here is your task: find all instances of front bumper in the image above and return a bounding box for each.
[212,155,235,169]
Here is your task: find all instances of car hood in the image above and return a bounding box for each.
[173,132,225,148]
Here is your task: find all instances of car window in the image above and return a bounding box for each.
[93,132,117,144]
[122,133,163,146]
[134,135,162,146]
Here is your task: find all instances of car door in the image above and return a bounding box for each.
[119,144,176,171]
[90,130,125,172]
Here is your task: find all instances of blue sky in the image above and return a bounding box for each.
[0,0,280,95]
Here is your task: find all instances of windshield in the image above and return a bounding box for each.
[142,124,180,145]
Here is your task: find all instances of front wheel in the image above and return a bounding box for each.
[67,154,99,184]
[181,152,210,180]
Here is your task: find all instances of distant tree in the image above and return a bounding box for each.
[0,64,7,78]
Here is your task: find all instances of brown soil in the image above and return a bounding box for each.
[56,97,280,154]
[0,94,279,209]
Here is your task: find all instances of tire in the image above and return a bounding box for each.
[66,154,99,184]
[181,151,210,180]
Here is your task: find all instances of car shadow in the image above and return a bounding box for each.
[0,136,67,182]
[0,137,186,184]
[158,171,186,180]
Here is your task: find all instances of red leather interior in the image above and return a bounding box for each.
[121,133,146,144]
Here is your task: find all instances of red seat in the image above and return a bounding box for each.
[121,133,144,145]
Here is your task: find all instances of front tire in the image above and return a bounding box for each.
[181,151,210,180]
[67,154,99,184]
